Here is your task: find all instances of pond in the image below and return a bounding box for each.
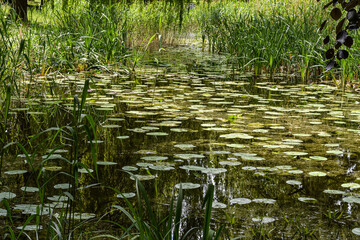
[1,43,360,239]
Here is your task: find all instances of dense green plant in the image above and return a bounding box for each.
[107,180,223,239]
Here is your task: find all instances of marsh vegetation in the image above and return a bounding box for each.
[1,0,360,239]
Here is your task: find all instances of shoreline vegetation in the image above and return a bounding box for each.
[1,0,360,239]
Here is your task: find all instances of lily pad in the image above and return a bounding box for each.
[341,183,360,189]
[146,132,168,136]
[284,151,308,156]
[286,180,302,186]
[230,198,252,205]
[309,156,327,161]
[252,198,276,204]
[20,187,39,193]
[0,192,16,199]
[212,202,227,209]
[175,182,201,189]
[308,171,327,177]
[343,196,360,204]
[174,154,205,160]
[130,175,156,181]
[122,166,138,171]
[149,165,175,171]
[97,161,117,166]
[323,189,346,195]
[220,133,254,139]
[298,197,317,203]
[201,168,227,174]
[117,193,136,199]
[141,156,168,161]
[4,170,27,175]
[54,183,72,189]
[352,228,360,235]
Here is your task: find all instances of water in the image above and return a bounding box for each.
[1,44,360,239]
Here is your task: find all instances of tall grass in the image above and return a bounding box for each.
[192,0,360,84]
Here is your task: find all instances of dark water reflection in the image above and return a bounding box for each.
[1,45,360,238]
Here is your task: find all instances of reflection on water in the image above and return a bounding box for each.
[1,44,360,238]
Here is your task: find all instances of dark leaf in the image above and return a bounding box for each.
[344,35,354,47]
[335,41,342,49]
[325,59,338,71]
[337,49,349,59]
[333,0,339,5]
[346,23,360,30]
[326,49,335,59]
[347,9,358,21]
[345,0,360,10]
[331,8,342,20]
[320,20,327,31]
[336,30,348,43]
[323,36,330,44]
[336,18,346,33]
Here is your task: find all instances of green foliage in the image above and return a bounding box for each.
[110,181,223,239]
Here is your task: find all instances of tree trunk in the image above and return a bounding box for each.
[13,0,27,23]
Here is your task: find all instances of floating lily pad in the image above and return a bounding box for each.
[97,161,117,166]
[122,166,138,171]
[102,124,121,128]
[212,202,227,209]
[220,133,253,139]
[130,175,156,181]
[309,171,327,177]
[230,198,252,205]
[17,225,43,231]
[44,166,62,171]
[309,156,327,161]
[47,195,68,202]
[175,182,201,189]
[0,208,7,216]
[174,154,205,160]
[286,180,302,186]
[201,168,227,174]
[4,170,27,175]
[54,183,72,189]
[136,162,154,168]
[149,165,175,171]
[298,197,317,203]
[78,168,94,173]
[288,170,303,174]
[341,183,360,189]
[226,144,246,149]
[323,189,346,195]
[117,193,136,199]
[0,192,16,199]
[242,166,257,171]
[174,144,196,150]
[141,156,168,161]
[284,152,308,156]
[343,196,360,204]
[20,187,39,193]
[179,165,206,171]
[219,161,241,166]
[252,198,276,204]
[326,150,343,155]
[352,228,360,235]
[146,132,168,136]
[117,136,130,140]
